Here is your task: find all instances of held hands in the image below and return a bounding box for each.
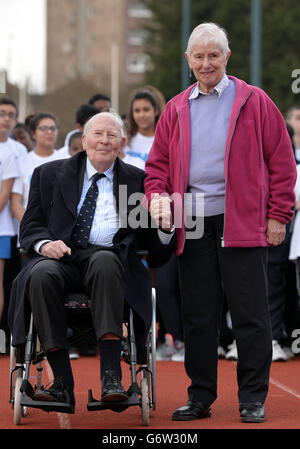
[267,219,286,246]
[40,240,72,259]
[149,193,173,231]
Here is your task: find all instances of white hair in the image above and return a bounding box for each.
[83,110,125,137]
[186,22,230,57]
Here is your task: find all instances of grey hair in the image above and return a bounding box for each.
[83,110,125,137]
[186,22,230,57]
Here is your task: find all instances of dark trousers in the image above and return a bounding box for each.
[26,248,125,353]
[178,214,272,406]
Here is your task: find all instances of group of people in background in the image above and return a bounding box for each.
[1,80,300,367]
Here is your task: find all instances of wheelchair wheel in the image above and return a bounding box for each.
[14,368,25,425]
[150,287,157,410]
[141,375,150,426]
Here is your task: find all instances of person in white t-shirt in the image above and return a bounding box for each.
[123,90,160,169]
[0,98,19,324]
[55,132,83,159]
[11,113,65,229]
[27,113,66,169]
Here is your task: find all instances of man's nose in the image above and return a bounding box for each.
[101,133,109,143]
[202,56,211,67]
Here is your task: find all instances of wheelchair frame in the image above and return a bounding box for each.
[9,287,157,427]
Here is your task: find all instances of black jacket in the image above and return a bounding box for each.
[9,152,175,346]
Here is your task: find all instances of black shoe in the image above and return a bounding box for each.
[239,402,265,423]
[101,370,128,402]
[33,378,75,409]
[172,401,211,421]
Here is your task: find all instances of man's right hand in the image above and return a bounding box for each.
[149,193,173,231]
[40,240,72,259]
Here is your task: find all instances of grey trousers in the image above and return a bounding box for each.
[26,248,125,352]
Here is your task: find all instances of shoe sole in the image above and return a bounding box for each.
[33,391,75,406]
[241,417,265,423]
[101,392,128,402]
[33,392,59,402]
[172,410,211,421]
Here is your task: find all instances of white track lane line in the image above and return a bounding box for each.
[45,361,72,429]
[270,377,300,399]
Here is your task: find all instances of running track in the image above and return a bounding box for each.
[1,353,300,431]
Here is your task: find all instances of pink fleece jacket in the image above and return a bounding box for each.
[144,76,297,255]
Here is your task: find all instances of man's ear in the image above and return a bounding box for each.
[82,134,87,150]
[120,135,127,151]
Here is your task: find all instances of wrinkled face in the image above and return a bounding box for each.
[0,104,17,138]
[83,115,126,171]
[185,42,231,93]
[132,98,157,134]
[32,118,58,148]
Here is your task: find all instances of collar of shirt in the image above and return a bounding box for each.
[189,73,229,99]
[86,157,114,183]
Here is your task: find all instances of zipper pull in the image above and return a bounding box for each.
[221,237,225,248]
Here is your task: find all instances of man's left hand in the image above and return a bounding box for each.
[267,219,286,246]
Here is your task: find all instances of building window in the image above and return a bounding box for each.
[128,3,153,19]
[66,63,76,78]
[128,29,148,46]
[87,61,96,74]
[87,6,96,19]
[68,11,76,24]
[127,54,151,74]
[61,40,74,54]
[88,33,96,44]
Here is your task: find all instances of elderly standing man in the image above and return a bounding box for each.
[9,111,174,413]
[144,22,297,423]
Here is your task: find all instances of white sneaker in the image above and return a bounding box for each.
[218,346,226,358]
[156,334,176,361]
[282,345,295,360]
[171,344,185,362]
[69,346,80,360]
[272,340,288,361]
[225,340,238,360]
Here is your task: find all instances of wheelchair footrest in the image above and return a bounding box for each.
[87,389,139,413]
[20,390,75,414]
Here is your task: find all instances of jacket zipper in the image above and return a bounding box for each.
[171,99,185,246]
[221,92,252,247]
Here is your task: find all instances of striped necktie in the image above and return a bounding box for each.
[72,172,105,247]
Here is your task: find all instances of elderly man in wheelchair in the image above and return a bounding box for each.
[8,111,175,417]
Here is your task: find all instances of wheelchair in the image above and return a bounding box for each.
[9,271,157,427]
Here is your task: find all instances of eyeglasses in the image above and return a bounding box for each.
[36,126,59,132]
[0,110,17,119]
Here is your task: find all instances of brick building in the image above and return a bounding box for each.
[46,0,152,113]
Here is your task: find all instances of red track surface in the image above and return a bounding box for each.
[1,353,300,431]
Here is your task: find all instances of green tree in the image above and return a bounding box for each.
[142,0,300,114]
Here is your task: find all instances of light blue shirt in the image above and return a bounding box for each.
[78,158,119,247]
[188,74,236,216]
